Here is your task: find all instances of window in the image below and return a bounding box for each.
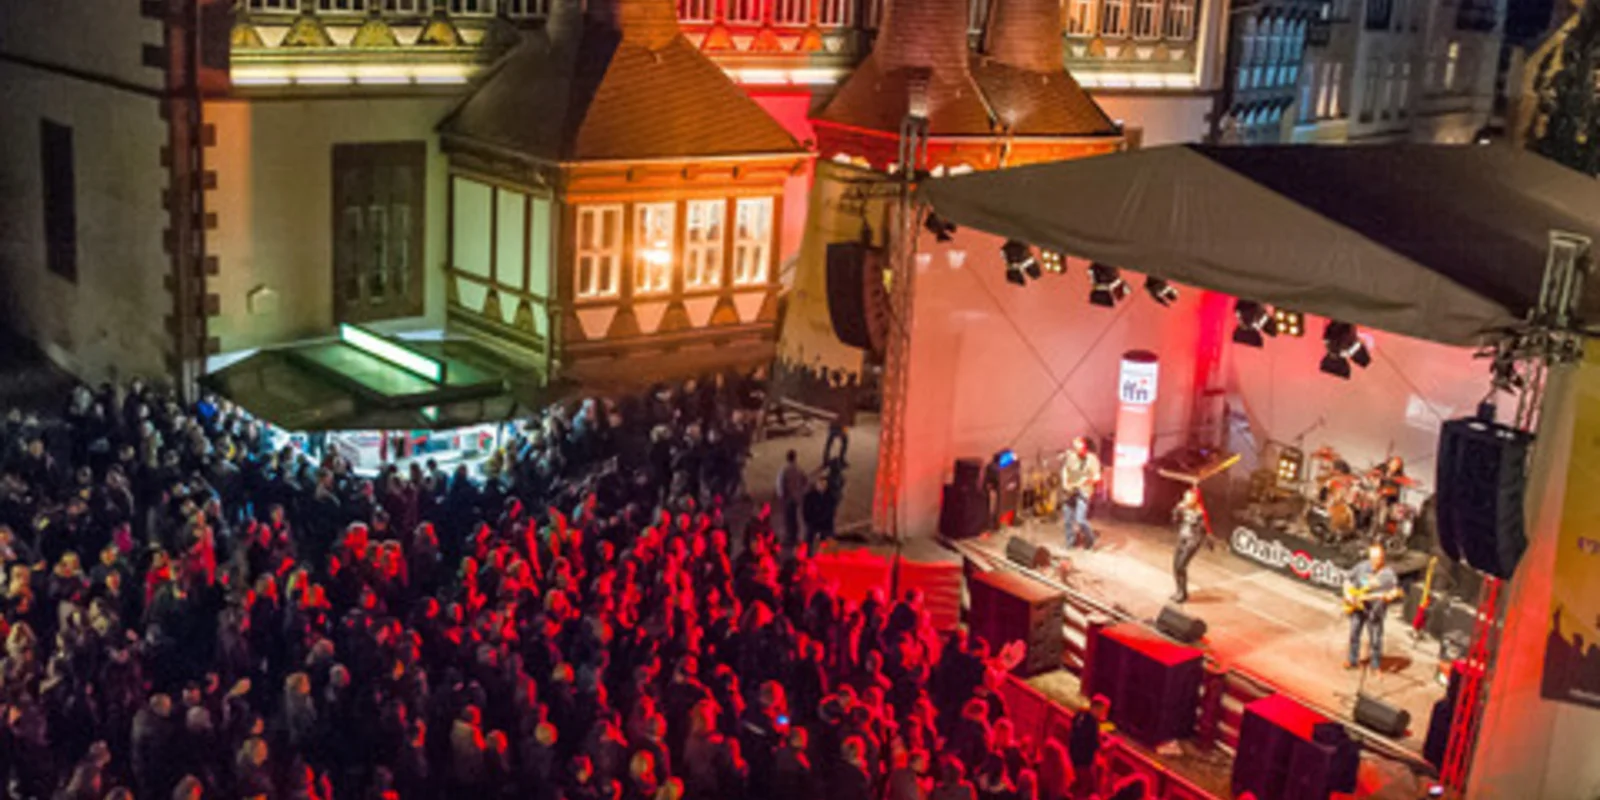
[1365,0,1391,29]
[732,198,773,287]
[1317,61,1335,117]
[316,0,367,12]
[1381,59,1396,116]
[773,0,809,25]
[684,200,725,291]
[1068,0,1098,36]
[677,0,715,22]
[1398,61,1411,113]
[246,0,299,11]
[818,0,854,26]
[385,0,425,13]
[576,206,623,299]
[1164,0,1194,39]
[1360,57,1379,119]
[727,0,762,23]
[504,0,549,18]
[1240,18,1259,65]
[1299,61,1317,122]
[1133,0,1161,39]
[449,0,492,15]
[633,203,675,296]
[1391,0,1406,30]
[39,120,77,283]
[333,142,425,322]
[1330,62,1344,116]
[1101,0,1130,37]
[1444,41,1459,90]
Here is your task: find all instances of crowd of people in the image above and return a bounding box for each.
[0,375,1145,800]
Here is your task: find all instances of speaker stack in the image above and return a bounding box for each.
[825,242,889,355]
[1232,694,1358,800]
[967,569,1065,677]
[1435,416,1533,580]
[1089,623,1204,747]
[939,458,989,540]
[985,451,1023,528]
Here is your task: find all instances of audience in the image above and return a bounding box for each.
[0,376,1121,800]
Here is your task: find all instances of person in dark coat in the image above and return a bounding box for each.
[1068,696,1109,799]
[801,477,836,550]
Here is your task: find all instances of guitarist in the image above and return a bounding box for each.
[1344,543,1403,671]
[1059,437,1102,550]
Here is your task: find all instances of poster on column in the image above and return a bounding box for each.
[1542,347,1600,708]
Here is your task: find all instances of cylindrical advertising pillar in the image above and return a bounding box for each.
[1112,350,1159,508]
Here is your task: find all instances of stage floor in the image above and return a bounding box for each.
[967,514,1449,754]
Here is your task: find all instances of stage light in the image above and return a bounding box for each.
[924,213,956,243]
[1272,308,1304,337]
[1144,277,1178,306]
[1002,239,1037,286]
[1276,447,1304,484]
[1320,320,1370,379]
[1089,263,1130,307]
[1231,300,1278,347]
[1039,251,1066,274]
[995,449,1018,469]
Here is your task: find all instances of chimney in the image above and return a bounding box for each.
[589,0,682,49]
[875,0,972,75]
[984,0,1066,72]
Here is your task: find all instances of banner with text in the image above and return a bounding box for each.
[1542,347,1600,709]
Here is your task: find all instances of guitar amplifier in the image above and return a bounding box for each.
[967,569,1064,677]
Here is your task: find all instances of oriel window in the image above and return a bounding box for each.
[332,142,425,323]
[732,197,773,287]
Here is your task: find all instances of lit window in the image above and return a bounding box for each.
[1444,41,1460,90]
[1317,62,1334,117]
[727,0,761,23]
[678,0,715,23]
[449,0,492,15]
[684,200,725,291]
[576,206,623,300]
[1163,0,1194,39]
[1067,0,1098,36]
[818,0,854,26]
[1101,0,1130,37]
[1133,0,1161,39]
[634,203,676,296]
[1330,62,1343,116]
[732,198,773,287]
[773,0,808,25]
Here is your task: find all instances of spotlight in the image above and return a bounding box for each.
[1320,321,1371,379]
[1144,277,1178,307]
[1272,308,1304,337]
[1232,300,1278,347]
[1002,239,1036,286]
[924,213,956,242]
[1039,251,1066,275]
[1089,263,1130,307]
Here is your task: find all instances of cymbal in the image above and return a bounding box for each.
[1389,475,1419,487]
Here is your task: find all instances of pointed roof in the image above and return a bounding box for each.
[816,0,1117,139]
[441,0,804,164]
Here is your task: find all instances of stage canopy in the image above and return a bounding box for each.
[918,144,1600,347]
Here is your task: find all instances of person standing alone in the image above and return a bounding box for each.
[776,450,810,546]
[1343,543,1402,670]
[1060,438,1101,550]
[1170,488,1211,603]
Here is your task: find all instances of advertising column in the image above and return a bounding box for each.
[1113,351,1159,508]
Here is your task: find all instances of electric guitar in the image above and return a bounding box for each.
[1411,556,1439,631]
[1342,583,1401,616]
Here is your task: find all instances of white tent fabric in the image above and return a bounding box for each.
[918,144,1600,347]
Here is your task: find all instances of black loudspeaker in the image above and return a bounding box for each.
[952,458,984,491]
[1435,417,1532,580]
[968,569,1064,677]
[1092,624,1204,747]
[1233,695,1359,800]
[1423,698,1452,769]
[1155,605,1208,644]
[825,242,888,354]
[939,484,988,540]
[1354,693,1411,738]
[986,454,1023,527]
[1006,536,1051,570]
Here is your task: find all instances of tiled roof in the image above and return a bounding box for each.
[441,0,804,163]
[983,0,1065,73]
[815,56,998,137]
[972,61,1118,136]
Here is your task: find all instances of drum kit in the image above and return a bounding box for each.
[1301,446,1419,551]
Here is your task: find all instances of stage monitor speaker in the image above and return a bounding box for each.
[1354,693,1411,738]
[1435,417,1532,580]
[939,484,988,540]
[952,458,984,492]
[1006,536,1052,570]
[968,569,1064,677]
[825,242,888,354]
[1155,605,1208,644]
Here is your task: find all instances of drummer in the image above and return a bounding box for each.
[1373,455,1409,522]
